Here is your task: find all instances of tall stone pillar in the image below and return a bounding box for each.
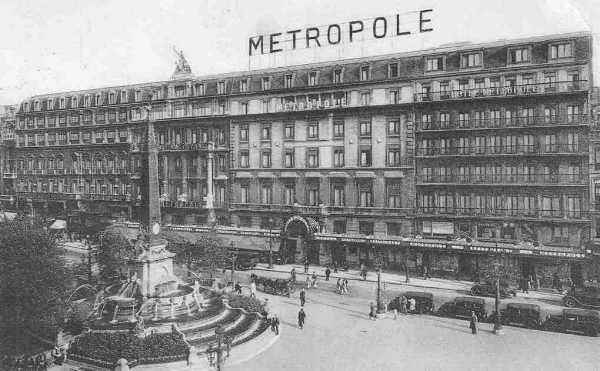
[145,114,161,225]
[206,142,216,226]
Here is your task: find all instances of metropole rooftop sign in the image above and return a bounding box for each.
[249,9,434,56]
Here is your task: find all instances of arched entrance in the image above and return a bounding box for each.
[282,216,320,264]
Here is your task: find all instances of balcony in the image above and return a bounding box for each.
[3,171,16,179]
[417,207,589,220]
[161,200,203,209]
[415,80,588,102]
[417,115,589,132]
[417,173,586,186]
[416,144,586,157]
[16,191,80,200]
[229,203,411,216]
[158,143,210,152]
[82,193,130,202]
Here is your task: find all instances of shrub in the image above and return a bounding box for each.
[225,293,265,314]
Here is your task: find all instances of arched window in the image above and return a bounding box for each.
[106,152,115,169]
[48,157,55,169]
[94,153,103,169]
[82,153,91,169]
[56,155,64,169]
[175,156,182,169]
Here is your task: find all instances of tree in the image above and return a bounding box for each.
[96,228,135,283]
[167,230,228,279]
[0,216,71,353]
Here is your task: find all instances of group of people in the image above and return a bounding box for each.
[306,272,319,289]
[390,295,417,315]
[335,278,350,295]
[0,353,50,371]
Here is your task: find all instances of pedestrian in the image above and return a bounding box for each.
[400,295,408,313]
[325,266,331,281]
[343,279,349,294]
[311,271,318,288]
[271,315,280,335]
[306,275,311,289]
[250,280,257,298]
[298,308,306,329]
[393,307,398,320]
[235,281,242,295]
[423,266,430,280]
[263,298,270,315]
[185,346,191,366]
[408,297,416,313]
[290,268,296,283]
[469,310,478,335]
[521,276,529,294]
[300,288,306,306]
[336,278,342,294]
[304,258,309,274]
[369,302,376,320]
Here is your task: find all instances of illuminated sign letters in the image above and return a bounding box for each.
[249,9,433,56]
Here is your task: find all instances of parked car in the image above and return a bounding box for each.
[470,282,516,299]
[404,291,434,314]
[498,303,543,329]
[544,308,600,337]
[234,254,260,270]
[562,286,600,309]
[442,297,488,321]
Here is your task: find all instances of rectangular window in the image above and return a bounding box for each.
[240,102,248,115]
[389,63,399,78]
[240,79,248,92]
[174,86,185,97]
[387,148,401,166]
[361,92,370,106]
[285,74,293,88]
[387,181,402,208]
[333,69,342,83]
[283,183,295,205]
[359,148,371,167]
[333,148,345,167]
[509,47,530,64]
[550,43,573,59]
[359,221,374,236]
[333,121,344,137]
[307,149,319,168]
[261,151,271,168]
[217,81,226,94]
[262,77,271,90]
[461,52,482,68]
[332,184,345,206]
[360,66,370,81]
[309,71,318,86]
[333,220,346,234]
[359,121,371,137]
[567,105,580,123]
[239,151,249,168]
[307,122,319,139]
[195,83,205,96]
[387,223,402,236]
[261,124,271,140]
[239,125,248,142]
[284,150,295,168]
[240,184,249,203]
[425,56,444,71]
[261,183,273,204]
[307,183,320,206]
[262,100,269,113]
[284,124,295,139]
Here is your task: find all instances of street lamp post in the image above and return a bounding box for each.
[268,217,274,269]
[375,249,385,317]
[230,241,236,283]
[493,261,504,335]
[206,325,232,371]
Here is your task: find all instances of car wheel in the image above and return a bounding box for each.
[563,297,577,308]
[525,319,538,329]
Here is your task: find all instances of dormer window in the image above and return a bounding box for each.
[262,77,271,90]
[388,63,399,78]
[550,42,573,59]
[59,98,66,109]
[23,102,29,112]
[333,68,343,83]
[34,101,40,111]
[174,85,186,97]
[360,66,370,81]
[95,94,101,106]
[134,90,142,102]
[284,74,293,88]
[152,89,162,100]
[120,90,127,102]
[217,81,226,94]
[71,96,78,107]
[425,56,444,72]
[84,95,91,107]
[47,98,53,110]
[240,79,248,93]
[308,71,318,86]
[108,93,116,104]
[460,52,483,68]
[509,47,530,64]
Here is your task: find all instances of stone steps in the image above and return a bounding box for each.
[184,310,245,342]
[191,314,258,352]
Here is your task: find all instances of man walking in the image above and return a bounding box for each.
[325,266,331,281]
[298,308,306,329]
[250,280,257,298]
[369,302,376,320]
[469,311,478,335]
[400,295,407,314]
[271,315,280,335]
[304,258,309,274]
[290,268,296,283]
[300,288,306,307]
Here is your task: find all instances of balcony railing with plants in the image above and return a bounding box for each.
[416,115,588,131]
[417,206,588,219]
[416,144,585,157]
[417,173,585,185]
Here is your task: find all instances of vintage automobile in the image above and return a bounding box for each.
[562,286,600,309]
[470,282,516,299]
[442,297,488,321]
[233,253,260,270]
[250,274,296,297]
[404,291,434,314]
[543,308,600,337]
[499,303,543,329]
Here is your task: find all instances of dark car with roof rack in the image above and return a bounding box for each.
[441,296,488,321]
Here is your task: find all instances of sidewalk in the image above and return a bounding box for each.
[251,263,563,302]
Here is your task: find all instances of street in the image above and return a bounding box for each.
[227,282,600,371]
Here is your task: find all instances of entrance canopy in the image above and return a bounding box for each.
[49,219,67,230]
[283,215,321,236]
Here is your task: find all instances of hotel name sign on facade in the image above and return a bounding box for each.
[249,9,434,56]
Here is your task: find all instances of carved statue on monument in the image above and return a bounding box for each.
[172,46,192,75]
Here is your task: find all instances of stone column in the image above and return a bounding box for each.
[182,155,188,199]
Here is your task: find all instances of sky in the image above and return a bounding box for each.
[0,0,598,105]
